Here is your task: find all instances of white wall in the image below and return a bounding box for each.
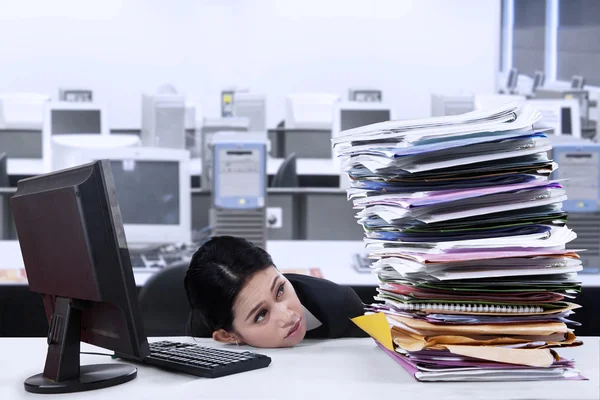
[0,0,501,129]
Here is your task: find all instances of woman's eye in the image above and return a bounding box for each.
[255,309,268,323]
[276,283,285,299]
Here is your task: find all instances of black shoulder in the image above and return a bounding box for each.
[285,273,367,338]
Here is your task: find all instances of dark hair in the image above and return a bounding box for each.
[184,236,274,334]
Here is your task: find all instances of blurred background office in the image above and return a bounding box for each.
[1,0,600,338]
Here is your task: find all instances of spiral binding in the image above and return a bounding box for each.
[395,303,545,313]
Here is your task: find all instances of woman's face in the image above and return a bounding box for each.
[231,267,306,348]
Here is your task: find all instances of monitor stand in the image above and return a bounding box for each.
[24,297,138,394]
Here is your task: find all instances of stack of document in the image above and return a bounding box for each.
[333,102,586,382]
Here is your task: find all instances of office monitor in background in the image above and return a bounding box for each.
[45,102,108,136]
[528,98,581,138]
[431,94,475,117]
[332,101,394,138]
[11,161,149,393]
[234,93,266,132]
[571,75,585,90]
[532,70,545,92]
[55,147,191,245]
[141,93,186,149]
[284,93,341,129]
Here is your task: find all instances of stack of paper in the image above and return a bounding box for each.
[333,102,586,382]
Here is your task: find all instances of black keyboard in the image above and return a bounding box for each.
[139,340,272,378]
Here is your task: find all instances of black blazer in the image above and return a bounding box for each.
[186,273,368,339]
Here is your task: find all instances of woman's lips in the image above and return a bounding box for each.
[286,318,302,339]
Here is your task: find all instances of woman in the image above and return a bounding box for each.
[184,236,368,348]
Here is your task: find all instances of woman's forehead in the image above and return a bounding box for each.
[234,268,282,310]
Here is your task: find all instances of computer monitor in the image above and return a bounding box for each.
[571,75,585,90]
[54,147,191,244]
[532,71,545,92]
[11,160,149,393]
[332,101,394,138]
[141,93,186,149]
[284,93,341,129]
[506,68,519,92]
[348,89,382,102]
[234,93,266,131]
[529,98,581,137]
[45,102,107,136]
[431,94,475,117]
[0,92,50,130]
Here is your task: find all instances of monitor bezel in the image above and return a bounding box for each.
[73,147,191,245]
[332,101,395,139]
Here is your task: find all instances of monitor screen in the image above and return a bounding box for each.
[0,131,42,158]
[51,109,102,134]
[110,160,180,225]
[340,109,391,131]
[561,107,573,135]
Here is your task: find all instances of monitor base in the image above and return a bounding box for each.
[24,363,137,394]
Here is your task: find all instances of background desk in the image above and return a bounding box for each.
[0,337,598,400]
[1,239,600,337]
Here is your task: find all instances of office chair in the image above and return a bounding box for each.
[271,152,298,187]
[138,263,191,336]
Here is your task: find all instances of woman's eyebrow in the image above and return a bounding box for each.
[246,301,265,322]
[270,275,279,294]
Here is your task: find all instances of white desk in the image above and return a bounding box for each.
[0,240,375,287]
[189,157,339,177]
[6,159,48,176]
[0,336,598,400]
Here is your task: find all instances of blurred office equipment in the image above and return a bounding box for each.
[528,98,581,137]
[550,137,600,273]
[271,152,298,188]
[141,91,186,149]
[52,146,191,246]
[233,93,266,131]
[210,134,268,249]
[430,94,475,117]
[220,87,250,118]
[332,101,393,138]
[58,88,93,102]
[532,71,545,93]
[51,134,141,171]
[185,101,203,158]
[10,161,271,393]
[201,117,250,188]
[499,67,519,94]
[0,93,49,130]
[571,75,586,90]
[535,88,595,138]
[348,89,382,102]
[45,102,108,136]
[0,153,6,187]
[284,93,341,129]
[474,93,525,110]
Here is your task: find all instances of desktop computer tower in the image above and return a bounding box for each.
[551,140,600,273]
[141,94,186,149]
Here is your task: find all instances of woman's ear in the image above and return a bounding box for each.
[212,329,239,344]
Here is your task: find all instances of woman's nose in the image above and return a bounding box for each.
[275,303,296,326]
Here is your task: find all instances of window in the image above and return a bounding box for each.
[557,0,600,86]
[512,0,546,76]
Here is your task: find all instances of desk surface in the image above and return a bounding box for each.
[0,336,598,400]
